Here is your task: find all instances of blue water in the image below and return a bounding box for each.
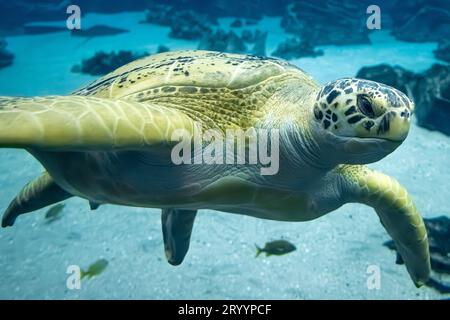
[0,12,448,299]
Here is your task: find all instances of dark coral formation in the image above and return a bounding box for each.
[239,29,268,56]
[2,0,449,48]
[281,1,372,46]
[413,65,450,136]
[230,19,243,28]
[0,38,14,69]
[144,5,214,40]
[240,30,265,44]
[384,216,450,293]
[357,64,450,136]
[23,25,66,35]
[244,19,259,26]
[151,0,289,20]
[168,11,214,40]
[272,38,324,60]
[390,0,450,43]
[143,4,173,26]
[241,30,255,43]
[70,25,129,38]
[0,0,151,35]
[277,0,450,46]
[72,50,148,76]
[198,29,267,56]
[250,31,268,56]
[356,64,416,96]
[277,0,450,45]
[156,45,170,53]
[434,41,450,63]
[198,30,246,54]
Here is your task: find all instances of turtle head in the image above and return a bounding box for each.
[312,78,414,164]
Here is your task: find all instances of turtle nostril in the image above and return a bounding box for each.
[357,94,375,118]
[400,109,410,119]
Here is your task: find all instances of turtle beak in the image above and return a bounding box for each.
[375,110,411,142]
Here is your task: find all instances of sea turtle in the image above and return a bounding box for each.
[0,50,430,286]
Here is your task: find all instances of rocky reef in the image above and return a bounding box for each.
[156,45,170,53]
[390,0,450,43]
[144,5,214,40]
[0,0,290,35]
[71,50,147,76]
[23,25,66,35]
[70,25,129,38]
[272,38,323,60]
[2,0,449,47]
[434,41,450,63]
[384,216,450,293]
[198,30,246,54]
[230,19,243,28]
[143,4,173,26]
[241,30,268,56]
[241,30,256,43]
[198,29,267,56]
[150,0,289,20]
[413,65,450,136]
[0,0,152,35]
[356,64,417,95]
[357,64,450,136]
[168,10,214,40]
[0,38,14,69]
[249,31,267,57]
[0,0,65,35]
[281,1,372,46]
[277,0,450,46]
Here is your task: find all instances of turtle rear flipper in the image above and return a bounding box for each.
[161,208,197,265]
[2,172,72,227]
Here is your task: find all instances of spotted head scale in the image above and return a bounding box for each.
[311,78,414,163]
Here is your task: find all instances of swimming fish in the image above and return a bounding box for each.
[255,240,296,257]
[44,203,65,223]
[81,259,109,280]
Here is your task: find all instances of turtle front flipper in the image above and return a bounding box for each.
[339,165,431,287]
[0,96,197,151]
[2,172,72,227]
[161,208,197,266]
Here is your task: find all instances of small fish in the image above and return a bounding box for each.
[81,259,109,280]
[255,240,296,257]
[44,203,65,223]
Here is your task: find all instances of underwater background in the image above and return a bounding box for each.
[0,0,449,299]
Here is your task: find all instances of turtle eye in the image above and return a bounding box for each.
[357,95,375,118]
